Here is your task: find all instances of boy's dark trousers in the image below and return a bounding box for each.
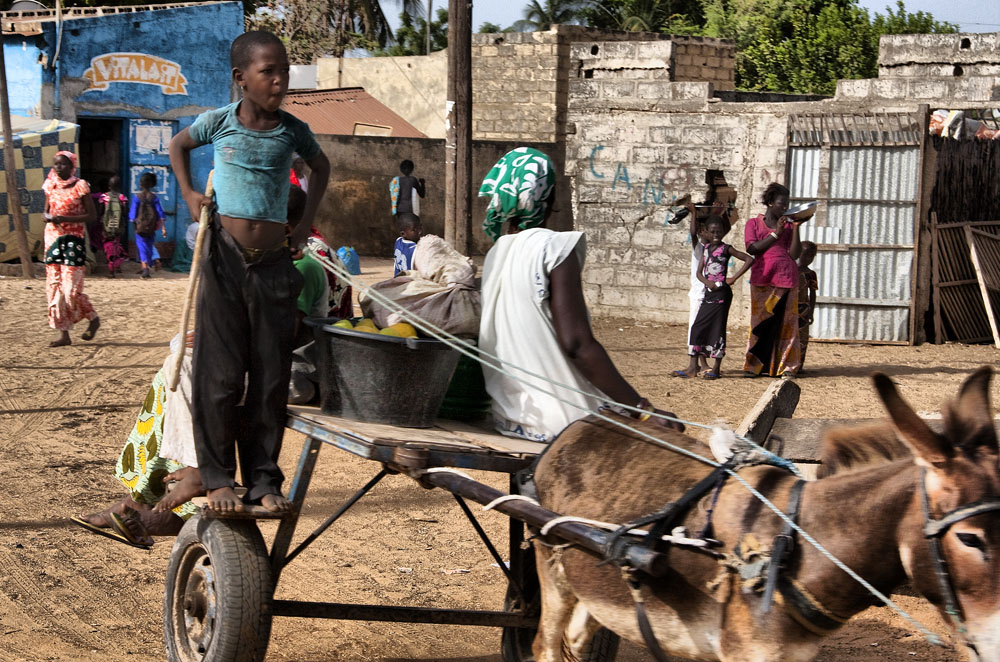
[192,222,304,502]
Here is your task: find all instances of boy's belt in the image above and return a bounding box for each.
[240,240,288,264]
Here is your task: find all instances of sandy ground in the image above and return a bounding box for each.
[0,256,997,662]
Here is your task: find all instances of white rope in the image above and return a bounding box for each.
[418,467,475,481]
[304,240,943,646]
[539,517,710,549]
[482,494,539,511]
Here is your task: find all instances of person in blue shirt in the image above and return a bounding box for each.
[129,171,167,278]
[393,212,422,276]
[168,30,331,514]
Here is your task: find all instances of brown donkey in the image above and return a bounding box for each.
[532,367,1000,661]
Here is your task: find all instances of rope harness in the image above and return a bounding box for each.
[921,467,1000,656]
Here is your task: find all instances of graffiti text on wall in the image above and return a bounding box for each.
[83,53,189,95]
[589,145,692,225]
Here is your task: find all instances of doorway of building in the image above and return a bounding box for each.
[78,118,123,190]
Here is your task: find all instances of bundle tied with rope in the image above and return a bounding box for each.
[169,171,213,392]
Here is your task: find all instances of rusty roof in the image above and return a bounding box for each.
[281,88,427,139]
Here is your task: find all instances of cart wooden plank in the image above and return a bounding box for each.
[287,405,547,458]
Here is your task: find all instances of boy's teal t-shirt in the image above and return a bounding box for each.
[189,101,321,223]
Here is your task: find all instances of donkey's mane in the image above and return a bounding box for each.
[816,422,912,478]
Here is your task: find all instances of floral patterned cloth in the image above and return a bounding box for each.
[478,147,556,241]
[42,152,97,330]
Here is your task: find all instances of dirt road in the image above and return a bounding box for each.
[0,258,994,661]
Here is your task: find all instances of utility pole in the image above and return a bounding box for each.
[444,0,472,253]
[425,0,432,54]
[0,42,34,278]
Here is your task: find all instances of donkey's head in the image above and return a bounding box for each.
[873,366,1000,660]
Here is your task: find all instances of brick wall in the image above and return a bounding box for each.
[671,37,736,90]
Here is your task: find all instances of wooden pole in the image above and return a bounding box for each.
[425,0,432,55]
[445,0,472,253]
[0,42,35,278]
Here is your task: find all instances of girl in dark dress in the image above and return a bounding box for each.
[673,216,753,379]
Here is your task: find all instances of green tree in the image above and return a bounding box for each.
[700,0,956,94]
[375,7,448,56]
[479,21,515,33]
[581,0,704,33]
[513,0,589,31]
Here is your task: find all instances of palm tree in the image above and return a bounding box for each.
[329,0,426,57]
[514,0,589,32]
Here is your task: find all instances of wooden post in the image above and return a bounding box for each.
[445,0,472,253]
[0,41,35,278]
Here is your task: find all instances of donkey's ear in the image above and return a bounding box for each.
[943,366,997,455]
[872,373,952,468]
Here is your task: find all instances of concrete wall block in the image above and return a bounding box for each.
[600,80,637,98]
[583,265,617,286]
[576,183,604,204]
[613,266,649,286]
[834,79,872,99]
[593,41,638,59]
[671,82,713,99]
[637,81,671,100]
[605,226,634,247]
[907,79,950,99]
[632,146,665,164]
[597,287,632,308]
[632,228,665,248]
[635,41,674,60]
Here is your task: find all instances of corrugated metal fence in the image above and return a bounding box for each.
[787,113,923,343]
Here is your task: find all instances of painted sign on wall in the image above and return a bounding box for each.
[82,53,188,95]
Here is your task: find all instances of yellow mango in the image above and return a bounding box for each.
[380,322,418,338]
[354,318,380,334]
[332,319,354,329]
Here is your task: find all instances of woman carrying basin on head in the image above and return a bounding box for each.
[477,147,683,443]
[743,182,805,379]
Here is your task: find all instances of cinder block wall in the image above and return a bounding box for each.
[566,79,791,324]
[671,37,736,90]
[878,33,1000,79]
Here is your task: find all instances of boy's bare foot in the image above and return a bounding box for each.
[50,331,71,347]
[81,317,100,341]
[260,493,293,513]
[206,486,244,513]
[154,467,205,512]
[79,495,184,536]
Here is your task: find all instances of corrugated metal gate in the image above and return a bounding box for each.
[787,113,924,343]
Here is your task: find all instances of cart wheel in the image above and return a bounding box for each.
[163,516,273,662]
[500,548,619,662]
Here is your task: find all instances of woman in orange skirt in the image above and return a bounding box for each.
[42,151,100,347]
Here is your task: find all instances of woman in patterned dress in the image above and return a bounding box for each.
[42,151,100,347]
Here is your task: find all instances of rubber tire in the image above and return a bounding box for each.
[501,548,619,662]
[163,516,273,662]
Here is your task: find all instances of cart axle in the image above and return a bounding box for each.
[272,599,538,628]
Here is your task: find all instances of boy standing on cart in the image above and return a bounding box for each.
[169,31,330,513]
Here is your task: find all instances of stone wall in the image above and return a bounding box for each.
[312,135,567,257]
[878,33,1000,79]
[670,37,736,90]
[566,78,795,324]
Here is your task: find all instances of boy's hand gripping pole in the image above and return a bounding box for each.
[169,171,213,392]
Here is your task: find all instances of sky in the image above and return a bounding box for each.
[394,0,999,34]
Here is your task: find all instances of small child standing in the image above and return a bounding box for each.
[129,172,167,278]
[169,30,330,514]
[100,175,129,277]
[393,212,422,276]
[797,241,819,370]
[685,199,711,375]
[675,216,753,379]
[389,159,426,219]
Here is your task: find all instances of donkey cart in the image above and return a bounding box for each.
[161,405,639,662]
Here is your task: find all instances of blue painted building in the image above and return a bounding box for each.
[5,2,242,258]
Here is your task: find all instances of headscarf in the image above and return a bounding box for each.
[478,147,556,241]
[43,150,79,191]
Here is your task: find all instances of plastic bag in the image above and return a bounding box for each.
[337,246,361,275]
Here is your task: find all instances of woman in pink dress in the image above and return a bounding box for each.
[743,182,804,378]
[42,151,101,347]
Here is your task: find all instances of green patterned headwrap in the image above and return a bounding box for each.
[478,147,556,241]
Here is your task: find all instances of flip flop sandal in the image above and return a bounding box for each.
[109,510,155,549]
[703,371,721,380]
[671,370,693,378]
[81,320,100,341]
[70,516,151,550]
